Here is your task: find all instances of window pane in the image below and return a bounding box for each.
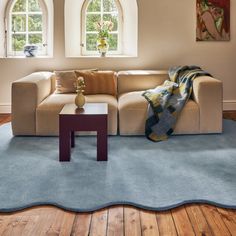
[29,34,42,44]
[12,34,26,51]
[103,14,118,31]
[86,14,101,31]
[87,0,101,12]
[12,0,26,12]
[103,0,117,12]
[108,33,118,51]
[86,34,97,51]
[12,15,26,32]
[28,14,42,31]
[28,0,41,12]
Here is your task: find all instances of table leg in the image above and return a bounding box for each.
[59,126,71,162]
[71,131,75,148]
[97,118,108,161]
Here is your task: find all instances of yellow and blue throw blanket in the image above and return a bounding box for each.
[142,65,212,142]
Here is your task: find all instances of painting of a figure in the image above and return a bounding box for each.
[196,0,230,41]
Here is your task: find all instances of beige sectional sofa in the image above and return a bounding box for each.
[12,70,223,136]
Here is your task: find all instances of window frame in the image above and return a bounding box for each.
[6,0,48,56]
[81,0,123,56]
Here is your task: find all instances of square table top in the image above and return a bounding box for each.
[60,103,108,116]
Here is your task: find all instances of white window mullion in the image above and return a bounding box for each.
[26,0,29,45]
[13,31,27,34]
[101,0,103,23]
[28,31,43,34]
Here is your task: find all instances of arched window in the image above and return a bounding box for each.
[6,0,47,56]
[81,0,122,55]
[65,0,137,57]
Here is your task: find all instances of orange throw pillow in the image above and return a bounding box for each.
[75,70,116,96]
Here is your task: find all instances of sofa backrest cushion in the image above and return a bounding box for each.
[54,70,117,96]
[75,70,117,96]
[54,70,77,94]
[117,70,169,94]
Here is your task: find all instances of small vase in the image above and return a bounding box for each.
[24,45,38,57]
[75,92,85,108]
[97,37,109,57]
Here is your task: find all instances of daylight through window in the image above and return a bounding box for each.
[82,0,122,55]
[8,0,47,56]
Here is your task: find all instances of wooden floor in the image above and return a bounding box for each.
[0,114,236,236]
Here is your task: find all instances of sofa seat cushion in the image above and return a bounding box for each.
[36,93,118,135]
[118,91,200,135]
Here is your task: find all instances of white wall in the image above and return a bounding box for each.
[0,0,235,112]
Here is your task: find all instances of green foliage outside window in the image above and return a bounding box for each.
[87,0,101,12]
[12,34,26,51]
[12,15,26,32]
[86,34,97,51]
[11,0,44,52]
[28,0,41,11]
[103,0,117,12]
[13,0,41,12]
[108,34,118,51]
[86,0,119,52]
[13,0,26,12]
[28,14,42,31]
[86,14,101,31]
[29,34,42,44]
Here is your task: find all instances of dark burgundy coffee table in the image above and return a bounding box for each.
[59,103,108,162]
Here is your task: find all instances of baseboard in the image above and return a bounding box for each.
[0,104,11,114]
[0,101,236,114]
[223,100,236,111]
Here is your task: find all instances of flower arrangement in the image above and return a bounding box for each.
[74,77,86,94]
[94,20,114,39]
[94,20,114,56]
[74,77,86,108]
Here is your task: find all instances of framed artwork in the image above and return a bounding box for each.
[196,0,230,41]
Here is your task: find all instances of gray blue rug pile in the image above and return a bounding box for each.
[0,120,236,212]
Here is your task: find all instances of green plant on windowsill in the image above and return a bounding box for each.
[94,20,114,57]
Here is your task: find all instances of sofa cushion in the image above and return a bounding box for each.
[54,70,77,94]
[118,91,200,135]
[36,93,118,135]
[75,70,117,96]
[117,70,169,94]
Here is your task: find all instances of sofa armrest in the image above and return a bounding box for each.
[192,76,223,133]
[12,72,53,135]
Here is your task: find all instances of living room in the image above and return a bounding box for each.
[0,0,235,235]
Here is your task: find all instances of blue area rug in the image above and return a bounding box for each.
[0,120,236,213]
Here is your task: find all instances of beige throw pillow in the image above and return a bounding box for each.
[54,70,77,94]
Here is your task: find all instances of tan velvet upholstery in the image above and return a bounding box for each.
[12,72,53,135]
[193,76,223,133]
[118,91,200,135]
[12,70,222,137]
[117,71,222,135]
[117,70,169,94]
[36,93,117,135]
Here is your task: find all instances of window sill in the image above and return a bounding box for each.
[1,55,53,59]
[66,54,138,58]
